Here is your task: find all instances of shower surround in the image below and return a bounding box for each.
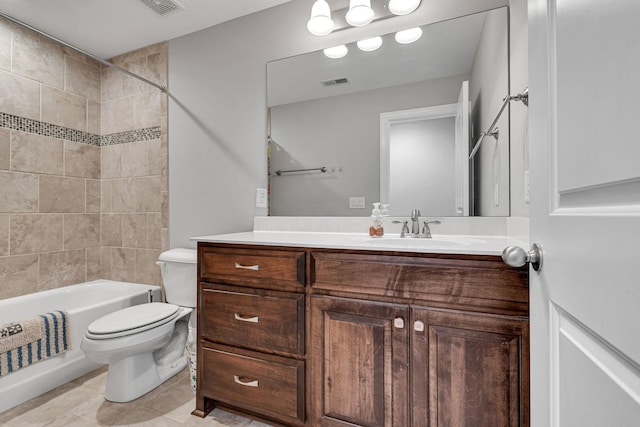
[0,16,169,299]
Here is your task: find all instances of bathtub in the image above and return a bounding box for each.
[0,279,161,413]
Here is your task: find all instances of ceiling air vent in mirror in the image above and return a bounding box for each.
[321,77,350,87]
[139,0,185,15]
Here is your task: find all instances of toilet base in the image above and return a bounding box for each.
[104,351,188,402]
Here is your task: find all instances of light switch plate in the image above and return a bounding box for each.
[349,197,365,209]
[256,188,268,208]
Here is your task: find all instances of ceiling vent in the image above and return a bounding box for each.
[139,0,185,16]
[321,77,350,87]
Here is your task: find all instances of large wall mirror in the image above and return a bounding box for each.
[267,7,510,217]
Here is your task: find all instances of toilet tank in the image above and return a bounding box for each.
[157,248,197,308]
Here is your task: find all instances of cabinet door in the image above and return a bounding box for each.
[412,307,529,427]
[310,296,409,427]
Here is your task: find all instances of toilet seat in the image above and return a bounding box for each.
[86,303,181,340]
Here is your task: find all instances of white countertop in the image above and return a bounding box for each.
[192,231,524,256]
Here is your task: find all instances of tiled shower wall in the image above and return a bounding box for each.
[0,17,168,299]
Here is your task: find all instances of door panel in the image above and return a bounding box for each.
[529,0,640,425]
[310,296,408,427]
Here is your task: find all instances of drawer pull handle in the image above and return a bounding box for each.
[235,262,259,271]
[234,375,259,387]
[234,313,259,323]
[393,317,405,329]
[414,320,425,332]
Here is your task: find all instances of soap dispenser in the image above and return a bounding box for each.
[369,202,384,237]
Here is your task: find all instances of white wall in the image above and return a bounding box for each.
[469,7,510,216]
[270,75,466,216]
[390,117,456,216]
[168,0,508,247]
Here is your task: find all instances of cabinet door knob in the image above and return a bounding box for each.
[393,317,405,329]
[234,313,259,323]
[235,262,260,271]
[414,320,425,332]
[233,375,259,387]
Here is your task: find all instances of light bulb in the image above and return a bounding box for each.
[307,0,334,36]
[389,0,421,16]
[324,45,348,59]
[345,0,374,27]
[357,36,383,52]
[395,27,423,44]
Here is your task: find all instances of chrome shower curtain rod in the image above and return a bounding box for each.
[0,12,167,92]
[469,88,529,159]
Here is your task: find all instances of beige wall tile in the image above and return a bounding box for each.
[12,28,64,89]
[111,247,135,282]
[123,213,147,248]
[39,176,85,213]
[0,128,9,170]
[148,139,162,175]
[86,246,101,281]
[0,21,10,72]
[160,116,168,154]
[0,70,40,120]
[0,171,39,213]
[87,100,101,135]
[64,55,101,102]
[147,49,167,90]
[100,99,112,135]
[100,180,112,213]
[39,249,85,290]
[10,131,64,175]
[135,176,161,213]
[147,213,161,249]
[41,85,87,131]
[10,214,63,255]
[161,227,169,252]
[135,248,161,286]
[101,66,122,102]
[101,214,122,247]
[122,58,147,96]
[0,214,8,256]
[122,141,148,177]
[86,179,101,213]
[64,214,100,250]
[161,191,168,228]
[64,141,100,178]
[101,144,122,178]
[133,91,161,129]
[160,153,168,189]
[111,178,135,213]
[108,97,134,134]
[0,254,39,299]
[100,247,112,280]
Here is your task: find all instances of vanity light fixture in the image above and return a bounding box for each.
[357,36,383,52]
[394,27,422,44]
[307,0,335,36]
[388,0,421,15]
[345,0,375,27]
[324,44,348,58]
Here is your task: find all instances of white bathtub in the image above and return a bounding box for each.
[0,280,162,413]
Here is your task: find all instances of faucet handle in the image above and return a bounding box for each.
[421,220,441,238]
[392,220,410,238]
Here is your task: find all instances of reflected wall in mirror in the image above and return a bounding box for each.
[268,7,509,217]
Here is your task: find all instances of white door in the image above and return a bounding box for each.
[454,80,470,216]
[529,0,640,426]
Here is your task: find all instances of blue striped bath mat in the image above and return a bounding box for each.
[0,310,72,377]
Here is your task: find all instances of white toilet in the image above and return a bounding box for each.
[81,248,197,402]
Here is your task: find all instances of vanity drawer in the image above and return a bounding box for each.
[199,244,305,292]
[200,285,304,356]
[311,251,529,316]
[201,344,305,425]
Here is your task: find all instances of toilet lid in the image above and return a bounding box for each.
[87,303,180,338]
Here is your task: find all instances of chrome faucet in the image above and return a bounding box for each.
[410,209,421,236]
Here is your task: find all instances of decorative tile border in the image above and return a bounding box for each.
[0,112,161,146]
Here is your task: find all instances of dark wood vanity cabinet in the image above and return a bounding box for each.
[195,243,529,427]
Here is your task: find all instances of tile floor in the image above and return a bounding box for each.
[0,367,271,426]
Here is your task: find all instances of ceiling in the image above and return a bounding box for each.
[0,0,293,59]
